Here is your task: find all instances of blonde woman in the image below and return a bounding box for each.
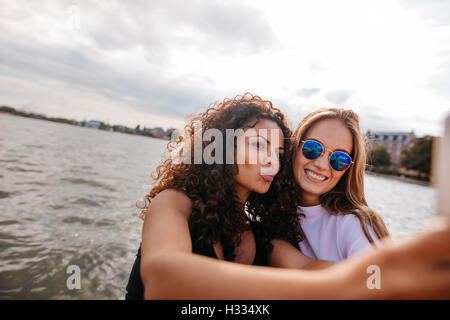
[289,108,390,262]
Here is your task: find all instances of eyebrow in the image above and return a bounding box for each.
[306,137,351,155]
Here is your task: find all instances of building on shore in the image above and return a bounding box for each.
[145,127,168,139]
[85,120,102,129]
[366,131,416,169]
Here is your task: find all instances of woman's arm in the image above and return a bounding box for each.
[269,239,335,270]
[141,191,450,299]
[140,189,341,299]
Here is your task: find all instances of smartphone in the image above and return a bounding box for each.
[436,113,450,217]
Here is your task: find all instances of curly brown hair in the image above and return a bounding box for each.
[139,93,304,262]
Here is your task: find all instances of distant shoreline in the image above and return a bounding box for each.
[0,106,175,141]
[1,109,432,188]
[365,170,430,187]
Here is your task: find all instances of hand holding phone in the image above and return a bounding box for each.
[436,114,450,217]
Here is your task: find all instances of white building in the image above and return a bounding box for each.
[85,120,102,129]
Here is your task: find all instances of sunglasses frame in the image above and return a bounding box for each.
[300,139,354,171]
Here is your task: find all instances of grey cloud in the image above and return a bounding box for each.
[0,0,278,123]
[76,0,278,57]
[0,36,214,117]
[294,87,321,99]
[358,111,395,133]
[354,106,442,137]
[324,90,354,106]
[269,97,316,129]
[0,34,215,120]
[399,1,450,107]
[144,0,278,55]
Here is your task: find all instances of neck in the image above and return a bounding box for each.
[235,185,251,205]
[300,193,321,207]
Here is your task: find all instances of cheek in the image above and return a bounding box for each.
[327,171,346,190]
[293,154,306,173]
[292,156,302,184]
[235,164,256,185]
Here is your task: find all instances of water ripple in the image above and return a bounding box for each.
[0,190,15,199]
[0,220,19,226]
[61,178,116,192]
[62,216,95,225]
[7,166,44,173]
[70,198,101,207]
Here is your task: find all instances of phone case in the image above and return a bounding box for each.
[436,114,450,217]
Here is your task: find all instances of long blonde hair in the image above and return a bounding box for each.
[292,108,390,244]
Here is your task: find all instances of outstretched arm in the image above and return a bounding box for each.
[140,189,342,299]
[140,191,450,299]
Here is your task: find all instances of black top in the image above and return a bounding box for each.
[125,222,267,300]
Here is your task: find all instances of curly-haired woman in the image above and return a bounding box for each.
[125,93,330,300]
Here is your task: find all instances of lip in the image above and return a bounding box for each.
[304,169,328,183]
[261,175,274,182]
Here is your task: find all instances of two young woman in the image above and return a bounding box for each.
[125,93,450,299]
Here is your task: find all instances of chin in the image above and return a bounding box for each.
[254,184,271,195]
[254,188,269,195]
[301,177,327,196]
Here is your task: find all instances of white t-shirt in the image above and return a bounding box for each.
[298,204,381,263]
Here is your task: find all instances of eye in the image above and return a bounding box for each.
[251,141,266,149]
[276,149,284,159]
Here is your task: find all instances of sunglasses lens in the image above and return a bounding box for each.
[329,151,352,171]
[302,140,323,160]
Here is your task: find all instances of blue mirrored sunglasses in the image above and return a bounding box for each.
[301,140,353,171]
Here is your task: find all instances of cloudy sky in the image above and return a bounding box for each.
[1,0,449,136]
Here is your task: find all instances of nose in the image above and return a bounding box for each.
[261,149,280,174]
[313,151,329,170]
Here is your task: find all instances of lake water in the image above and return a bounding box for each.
[0,114,438,299]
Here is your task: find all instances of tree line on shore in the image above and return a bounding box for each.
[0,106,176,140]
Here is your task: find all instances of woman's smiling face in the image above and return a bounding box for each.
[293,118,353,206]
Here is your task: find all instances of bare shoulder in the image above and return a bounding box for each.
[148,188,192,219]
[141,188,194,262]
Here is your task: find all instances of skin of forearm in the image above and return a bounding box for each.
[270,253,335,270]
[141,251,350,300]
[267,239,335,270]
[303,259,336,270]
